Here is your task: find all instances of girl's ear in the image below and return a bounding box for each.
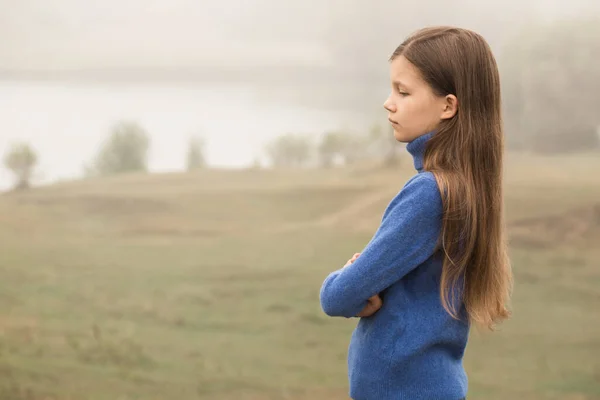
[441,94,458,120]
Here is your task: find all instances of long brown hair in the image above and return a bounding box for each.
[391,27,513,330]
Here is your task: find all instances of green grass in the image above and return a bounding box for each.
[0,152,599,399]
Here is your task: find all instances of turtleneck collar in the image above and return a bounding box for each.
[406,131,435,172]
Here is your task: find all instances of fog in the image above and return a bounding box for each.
[2,0,599,189]
[1,2,599,399]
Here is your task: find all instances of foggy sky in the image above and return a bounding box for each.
[1,0,598,191]
[0,0,334,71]
[2,0,598,72]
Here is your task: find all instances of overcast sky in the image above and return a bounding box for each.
[2,0,598,71]
[0,0,598,190]
[0,0,335,70]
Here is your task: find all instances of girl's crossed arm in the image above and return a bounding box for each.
[319,173,443,318]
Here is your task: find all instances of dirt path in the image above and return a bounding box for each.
[266,190,392,234]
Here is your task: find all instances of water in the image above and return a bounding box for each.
[0,81,370,190]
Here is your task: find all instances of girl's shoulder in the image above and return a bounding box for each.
[404,171,438,189]
[383,172,442,221]
[400,171,441,203]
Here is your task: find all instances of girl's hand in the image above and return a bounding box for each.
[344,253,361,268]
[357,294,383,317]
[343,252,383,317]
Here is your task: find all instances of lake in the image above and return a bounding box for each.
[0,81,372,190]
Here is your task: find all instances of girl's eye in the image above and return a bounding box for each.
[398,91,409,97]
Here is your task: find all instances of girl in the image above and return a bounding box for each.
[319,26,513,400]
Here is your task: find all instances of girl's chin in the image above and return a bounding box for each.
[392,129,409,143]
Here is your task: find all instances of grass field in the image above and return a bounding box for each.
[0,152,599,400]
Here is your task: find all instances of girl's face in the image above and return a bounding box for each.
[383,55,455,143]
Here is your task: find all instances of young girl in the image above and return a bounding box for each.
[320,26,513,400]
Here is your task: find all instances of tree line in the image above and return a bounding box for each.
[264,124,401,169]
[2,121,401,191]
[2,121,207,191]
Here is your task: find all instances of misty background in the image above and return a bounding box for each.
[2,0,599,189]
[1,2,599,400]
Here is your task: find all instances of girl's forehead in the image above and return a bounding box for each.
[390,56,425,87]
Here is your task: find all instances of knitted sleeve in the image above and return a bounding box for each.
[319,172,443,318]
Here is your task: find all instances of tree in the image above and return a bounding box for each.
[318,131,348,168]
[3,142,38,190]
[186,136,206,171]
[265,133,313,168]
[367,124,402,167]
[87,121,150,177]
[318,130,369,167]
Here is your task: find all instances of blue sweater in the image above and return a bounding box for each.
[320,132,469,400]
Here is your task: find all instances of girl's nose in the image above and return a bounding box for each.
[383,96,396,113]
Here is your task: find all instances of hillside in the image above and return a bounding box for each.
[2,153,599,241]
[0,152,599,400]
